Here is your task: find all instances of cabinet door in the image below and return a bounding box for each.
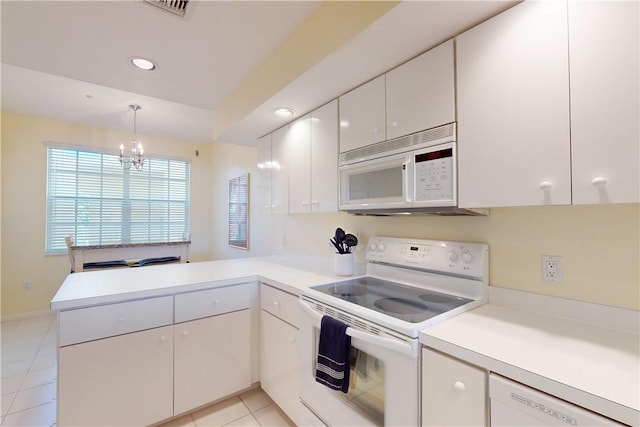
[422,348,486,427]
[569,1,639,204]
[288,114,312,214]
[386,40,455,140]
[457,1,571,208]
[271,125,289,215]
[58,325,173,426]
[174,310,252,415]
[256,134,272,214]
[260,310,299,423]
[310,100,339,213]
[339,75,386,153]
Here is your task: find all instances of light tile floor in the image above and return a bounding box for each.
[1,312,294,427]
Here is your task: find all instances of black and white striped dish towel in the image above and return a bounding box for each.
[315,315,351,393]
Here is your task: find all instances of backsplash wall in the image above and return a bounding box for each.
[267,204,639,310]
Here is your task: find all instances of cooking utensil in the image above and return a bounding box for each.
[344,234,358,252]
[329,238,344,254]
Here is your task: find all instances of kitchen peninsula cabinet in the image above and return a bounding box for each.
[56,282,255,426]
[58,326,174,426]
[173,284,253,414]
[260,283,299,423]
[289,100,338,214]
[386,40,455,140]
[457,0,571,208]
[569,1,639,205]
[421,348,486,426]
[339,75,386,153]
[57,296,175,426]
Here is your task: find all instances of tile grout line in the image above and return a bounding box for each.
[1,314,57,424]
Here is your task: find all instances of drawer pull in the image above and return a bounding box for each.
[182,330,189,336]
[454,381,466,392]
[212,299,220,305]
[592,177,607,187]
[273,301,280,307]
[539,181,552,191]
[160,335,167,341]
[118,317,126,323]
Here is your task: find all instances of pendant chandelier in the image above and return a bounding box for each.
[120,104,145,171]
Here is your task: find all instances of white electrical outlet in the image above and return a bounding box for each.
[542,255,562,283]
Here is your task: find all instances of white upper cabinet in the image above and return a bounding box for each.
[457,0,572,208]
[288,114,312,213]
[569,0,639,204]
[386,40,455,140]
[271,125,289,215]
[288,101,339,214]
[310,100,339,212]
[339,75,386,153]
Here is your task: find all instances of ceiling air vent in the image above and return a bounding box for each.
[144,0,189,18]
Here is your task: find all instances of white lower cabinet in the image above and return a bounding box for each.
[260,284,299,423]
[57,283,255,426]
[58,325,174,426]
[174,310,251,414]
[422,347,487,426]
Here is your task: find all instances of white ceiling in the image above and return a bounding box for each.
[1,1,515,146]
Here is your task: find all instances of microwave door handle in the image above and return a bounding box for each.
[299,300,418,358]
[403,159,412,203]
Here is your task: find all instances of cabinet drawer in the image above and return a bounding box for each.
[175,283,252,323]
[58,295,173,346]
[261,283,298,327]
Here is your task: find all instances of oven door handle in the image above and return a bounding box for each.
[299,300,419,358]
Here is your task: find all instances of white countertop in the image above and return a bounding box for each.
[420,290,640,426]
[51,257,348,311]
[51,258,639,425]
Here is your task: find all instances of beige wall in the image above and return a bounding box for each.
[1,113,214,316]
[266,205,639,310]
[209,141,271,260]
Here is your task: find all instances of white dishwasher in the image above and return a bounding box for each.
[490,374,625,426]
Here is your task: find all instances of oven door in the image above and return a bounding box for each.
[298,299,420,427]
[339,152,414,211]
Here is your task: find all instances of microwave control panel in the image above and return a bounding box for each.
[414,146,454,202]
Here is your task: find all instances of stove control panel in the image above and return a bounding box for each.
[366,236,488,279]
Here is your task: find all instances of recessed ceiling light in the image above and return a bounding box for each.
[130,57,157,71]
[273,108,295,118]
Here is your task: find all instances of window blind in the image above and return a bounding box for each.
[46,146,190,254]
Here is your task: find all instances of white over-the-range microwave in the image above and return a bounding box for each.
[338,122,487,216]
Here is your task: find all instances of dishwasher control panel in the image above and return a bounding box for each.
[510,391,577,425]
[490,374,625,426]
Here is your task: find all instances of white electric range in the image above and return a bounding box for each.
[298,236,489,426]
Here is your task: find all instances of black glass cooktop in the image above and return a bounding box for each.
[311,277,472,323]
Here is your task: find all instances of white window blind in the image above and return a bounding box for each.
[46,146,190,254]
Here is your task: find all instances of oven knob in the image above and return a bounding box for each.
[378,243,385,252]
[448,251,459,262]
[462,251,473,264]
[369,243,377,251]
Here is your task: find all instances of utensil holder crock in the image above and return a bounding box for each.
[334,253,354,276]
